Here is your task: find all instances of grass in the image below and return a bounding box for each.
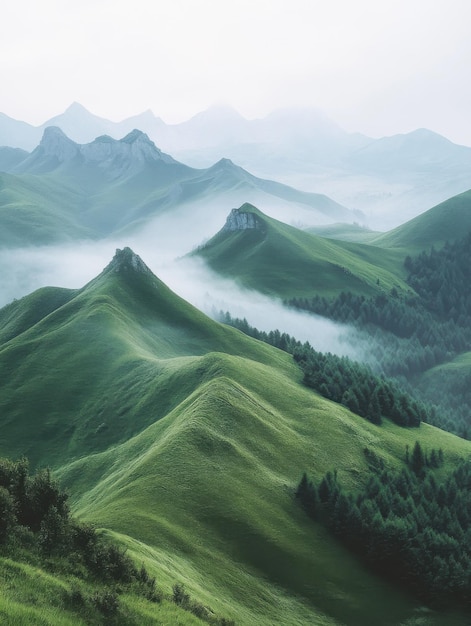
[0,248,470,625]
[58,355,470,625]
[305,223,381,244]
[196,203,411,298]
[0,556,202,625]
[371,188,471,252]
[0,172,94,246]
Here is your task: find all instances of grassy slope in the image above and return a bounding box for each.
[59,353,471,626]
[0,557,203,626]
[0,250,292,468]
[430,351,471,371]
[416,351,471,399]
[0,172,94,245]
[0,156,196,244]
[0,153,349,247]
[0,250,470,625]
[305,223,381,244]
[371,188,471,252]
[196,204,410,298]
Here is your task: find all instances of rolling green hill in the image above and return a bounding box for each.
[371,188,471,252]
[195,203,410,298]
[0,248,470,625]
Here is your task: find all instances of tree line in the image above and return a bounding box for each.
[296,444,471,608]
[220,312,428,427]
[284,231,471,437]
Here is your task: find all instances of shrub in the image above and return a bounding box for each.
[91,588,120,616]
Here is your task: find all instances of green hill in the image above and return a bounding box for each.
[371,188,471,252]
[0,172,95,246]
[305,222,381,243]
[0,248,470,625]
[195,203,410,298]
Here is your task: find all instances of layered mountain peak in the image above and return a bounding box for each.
[39,126,79,161]
[80,129,176,166]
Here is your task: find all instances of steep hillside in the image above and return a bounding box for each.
[0,247,291,467]
[371,189,471,252]
[0,248,469,625]
[195,203,410,298]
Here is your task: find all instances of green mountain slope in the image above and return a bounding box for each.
[0,171,95,246]
[0,247,292,468]
[305,222,381,243]
[0,248,470,625]
[195,203,410,298]
[371,188,471,252]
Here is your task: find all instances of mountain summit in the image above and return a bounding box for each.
[14,127,181,176]
[222,204,266,232]
[105,246,152,274]
[12,126,80,172]
[80,129,178,167]
[39,126,79,161]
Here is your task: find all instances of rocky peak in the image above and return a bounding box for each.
[81,129,175,165]
[222,207,264,232]
[107,247,150,274]
[39,126,79,161]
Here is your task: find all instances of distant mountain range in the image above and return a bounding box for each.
[0,126,354,248]
[2,102,471,228]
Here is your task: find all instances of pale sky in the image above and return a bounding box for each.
[1,0,471,144]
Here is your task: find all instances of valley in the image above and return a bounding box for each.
[0,107,470,625]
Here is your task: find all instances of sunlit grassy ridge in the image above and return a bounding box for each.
[0,248,470,625]
[195,203,410,298]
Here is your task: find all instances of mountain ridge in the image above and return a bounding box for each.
[0,247,469,625]
[0,128,355,247]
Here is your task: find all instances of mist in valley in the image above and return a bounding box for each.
[0,211,364,360]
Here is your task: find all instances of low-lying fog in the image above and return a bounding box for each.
[0,215,365,359]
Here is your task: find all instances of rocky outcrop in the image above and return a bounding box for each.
[222,207,264,232]
[39,126,79,162]
[107,247,150,274]
[81,129,177,165]
[17,127,179,174]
